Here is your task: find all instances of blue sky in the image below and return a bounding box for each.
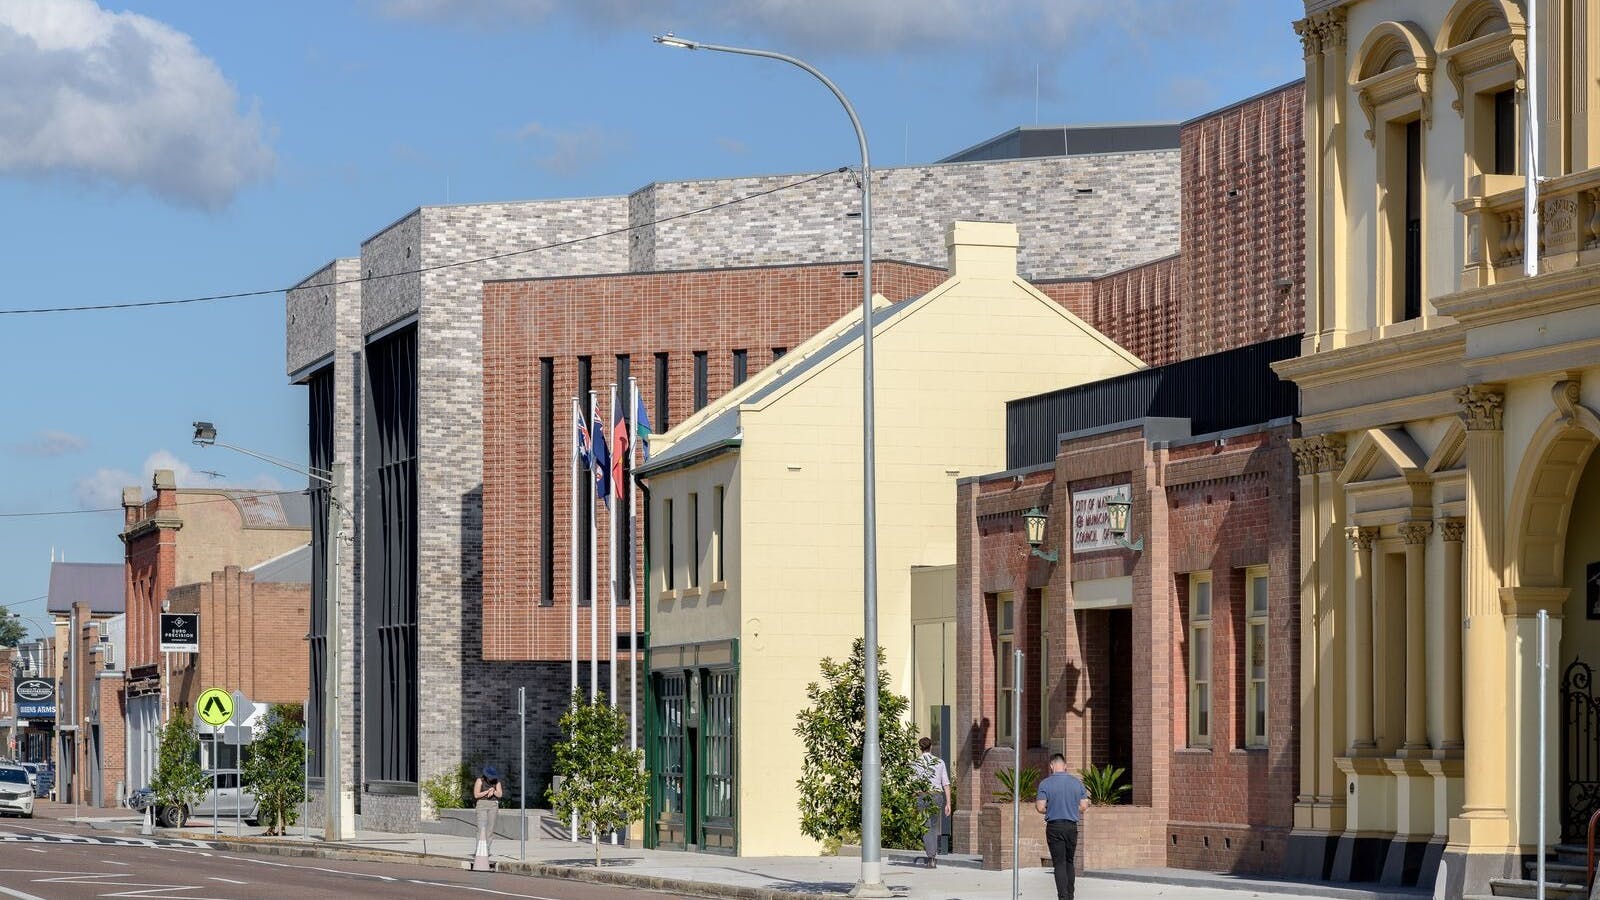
[0,0,1304,634]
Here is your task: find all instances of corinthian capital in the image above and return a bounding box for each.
[1455,385,1505,431]
[1436,517,1465,543]
[1346,525,1379,551]
[1399,521,1433,545]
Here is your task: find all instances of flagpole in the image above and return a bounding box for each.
[570,396,581,843]
[609,382,619,709]
[571,398,580,699]
[589,389,599,702]
[628,377,639,756]
[1523,0,1540,278]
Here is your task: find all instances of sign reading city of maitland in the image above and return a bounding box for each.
[1071,484,1132,553]
[159,612,200,654]
[197,687,233,727]
[14,678,55,719]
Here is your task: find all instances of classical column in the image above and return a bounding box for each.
[1291,437,1322,819]
[1346,525,1378,754]
[1454,385,1511,845]
[1400,522,1432,754]
[1437,518,1465,753]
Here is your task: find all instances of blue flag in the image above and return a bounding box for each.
[575,401,591,469]
[591,415,610,505]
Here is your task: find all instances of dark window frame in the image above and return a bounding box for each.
[306,366,334,778]
[655,353,670,432]
[540,358,555,607]
[732,350,748,386]
[693,352,708,411]
[577,356,593,607]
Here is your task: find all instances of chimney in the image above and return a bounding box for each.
[151,468,177,512]
[945,220,1020,280]
[122,486,142,527]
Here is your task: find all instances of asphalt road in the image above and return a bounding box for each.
[0,809,690,900]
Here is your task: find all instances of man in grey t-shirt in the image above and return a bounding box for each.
[1034,754,1089,900]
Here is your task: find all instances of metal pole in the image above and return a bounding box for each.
[1524,0,1540,279]
[571,398,581,844]
[520,685,527,862]
[324,463,345,841]
[303,711,309,840]
[590,390,599,702]
[1538,608,1548,900]
[1012,648,1023,900]
[629,377,639,757]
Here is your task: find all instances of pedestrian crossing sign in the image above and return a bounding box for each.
[197,687,233,726]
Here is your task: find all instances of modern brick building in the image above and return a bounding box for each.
[955,339,1301,874]
[289,126,1190,830]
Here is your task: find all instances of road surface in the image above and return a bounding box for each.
[0,807,688,900]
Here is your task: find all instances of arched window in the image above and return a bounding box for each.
[1438,0,1526,179]
[1351,22,1435,324]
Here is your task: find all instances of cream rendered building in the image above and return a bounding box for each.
[1279,0,1600,895]
[637,222,1142,856]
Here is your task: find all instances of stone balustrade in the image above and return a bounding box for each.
[1455,167,1600,289]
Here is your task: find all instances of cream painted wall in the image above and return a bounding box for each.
[649,455,741,651]
[724,231,1140,855]
[170,492,310,588]
[910,565,957,739]
[1560,450,1600,664]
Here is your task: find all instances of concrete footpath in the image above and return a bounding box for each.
[70,812,1425,900]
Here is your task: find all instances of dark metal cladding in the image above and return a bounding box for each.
[1005,334,1303,470]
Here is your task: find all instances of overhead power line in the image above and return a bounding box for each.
[0,488,308,520]
[0,168,850,316]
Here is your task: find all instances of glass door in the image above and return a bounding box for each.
[653,673,687,849]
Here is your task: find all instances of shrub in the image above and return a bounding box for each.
[993,766,1041,803]
[1078,764,1132,806]
[547,693,648,866]
[241,704,307,835]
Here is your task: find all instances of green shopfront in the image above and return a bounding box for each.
[646,639,738,853]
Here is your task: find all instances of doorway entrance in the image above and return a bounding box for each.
[651,666,738,853]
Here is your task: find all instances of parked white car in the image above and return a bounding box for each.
[0,765,35,818]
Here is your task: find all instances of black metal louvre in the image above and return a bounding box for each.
[307,367,334,779]
[363,326,418,785]
[1005,334,1302,470]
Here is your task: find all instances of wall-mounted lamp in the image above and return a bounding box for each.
[1021,508,1058,563]
[1104,493,1145,552]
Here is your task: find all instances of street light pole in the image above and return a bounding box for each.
[191,422,349,840]
[651,35,885,896]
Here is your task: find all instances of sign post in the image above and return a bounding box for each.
[230,692,252,839]
[196,688,233,837]
[519,686,527,862]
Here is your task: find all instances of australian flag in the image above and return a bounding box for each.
[591,414,610,505]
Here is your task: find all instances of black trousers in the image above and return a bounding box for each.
[1045,820,1079,900]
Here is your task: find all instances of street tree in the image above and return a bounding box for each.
[546,692,648,866]
[794,638,923,852]
[150,715,207,827]
[242,704,307,835]
[0,610,26,647]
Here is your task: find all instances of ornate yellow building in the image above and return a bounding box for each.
[1278,0,1600,895]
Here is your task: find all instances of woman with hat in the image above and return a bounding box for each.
[473,765,504,858]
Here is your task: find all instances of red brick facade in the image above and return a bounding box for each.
[954,422,1298,874]
[166,566,310,714]
[122,481,178,674]
[481,260,948,661]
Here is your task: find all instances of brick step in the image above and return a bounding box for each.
[1486,877,1587,900]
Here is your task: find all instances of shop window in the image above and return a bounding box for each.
[1187,573,1213,748]
[1244,568,1269,748]
[995,592,1015,744]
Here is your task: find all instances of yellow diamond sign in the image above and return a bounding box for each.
[197,687,233,726]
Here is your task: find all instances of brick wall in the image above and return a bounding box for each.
[956,421,1298,875]
[482,260,946,660]
[166,568,311,715]
[1179,83,1305,360]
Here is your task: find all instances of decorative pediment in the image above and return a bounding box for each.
[1424,418,1467,473]
[1437,0,1526,114]
[1339,427,1429,485]
[1351,21,1436,142]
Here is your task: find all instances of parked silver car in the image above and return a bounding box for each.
[129,771,258,829]
[0,765,35,818]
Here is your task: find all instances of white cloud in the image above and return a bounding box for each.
[14,430,87,457]
[516,121,628,176]
[72,449,200,509]
[0,0,274,209]
[374,0,1127,55]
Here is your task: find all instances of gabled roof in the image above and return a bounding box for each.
[46,562,124,616]
[640,297,924,475]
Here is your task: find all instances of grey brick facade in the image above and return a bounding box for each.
[286,150,1178,830]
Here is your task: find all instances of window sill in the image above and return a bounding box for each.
[364,780,419,796]
[659,589,678,601]
[682,586,704,598]
[709,581,728,593]
[1233,745,1269,755]
[1175,746,1213,755]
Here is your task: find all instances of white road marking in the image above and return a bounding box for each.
[0,883,51,900]
[407,880,569,900]
[207,877,247,884]
[225,855,396,881]
[21,850,42,854]
[105,859,131,866]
